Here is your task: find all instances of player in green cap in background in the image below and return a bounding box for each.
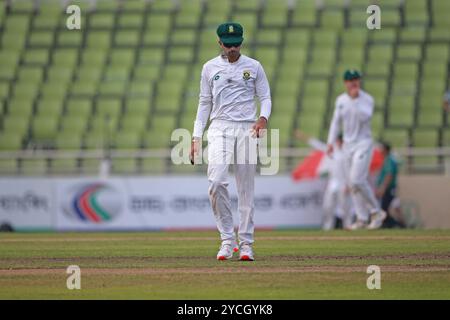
[326,70,387,230]
[190,22,272,261]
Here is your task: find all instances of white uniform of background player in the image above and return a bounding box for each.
[300,134,351,230]
[326,70,386,230]
[191,23,271,260]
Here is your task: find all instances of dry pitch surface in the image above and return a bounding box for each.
[0,229,449,299]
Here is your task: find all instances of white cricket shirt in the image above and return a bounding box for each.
[327,89,374,146]
[193,54,272,138]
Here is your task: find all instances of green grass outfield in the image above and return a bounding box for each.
[0,229,449,299]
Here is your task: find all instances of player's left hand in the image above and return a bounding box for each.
[251,117,267,138]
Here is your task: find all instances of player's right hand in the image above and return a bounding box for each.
[190,138,200,165]
[326,144,334,158]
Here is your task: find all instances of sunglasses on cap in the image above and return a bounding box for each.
[223,42,242,48]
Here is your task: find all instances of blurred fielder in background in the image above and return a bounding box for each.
[327,70,386,230]
[190,22,271,261]
[294,130,352,230]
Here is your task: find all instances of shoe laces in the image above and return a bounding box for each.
[220,242,232,250]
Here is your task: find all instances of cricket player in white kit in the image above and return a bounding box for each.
[190,23,272,261]
[327,70,386,230]
[294,130,352,230]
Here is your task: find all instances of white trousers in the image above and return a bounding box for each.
[207,120,257,245]
[322,182,352,230]
[343,140,380,221]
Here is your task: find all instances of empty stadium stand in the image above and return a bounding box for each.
[0,0,448,175]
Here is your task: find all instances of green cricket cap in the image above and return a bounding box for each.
[216,22,244,45]
[343,69,362,80]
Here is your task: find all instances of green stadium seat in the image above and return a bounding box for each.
[399,27,426,42]
[79,158,101,174]
[138,48,165,66]
[23,49,49,65]
[142,130,172,149]
[301,96,327,114]
[112,158,138,174]
[47,66,74,83]
[114,132,141,149]
[40,83,68,99]
[381,9,401,27]
[80,49,108,67]
[49,158,79,175]
[255,30,282,46]
[118,13,144,28]
[86,31,112,48]
[66,99,92,117]
[113,49,138,69]
[17,66,44,83]
[7,99,34,118]
[2,115,29,136]
[60,116,88,134]
[115,30,140,46]
[1,31,26,49]
[20,159,48,175]
[98,81,127,97]
[312,30,338,48]
[397,44,422,61]
[127,82,154,98]
[70,81,98,97]
[175,0,202,28]
[25,31,53,47]
[150,115,177,133]
[292,1,317,26]
[417,107,443,127]
[388,96,415,127]
[120,115,148,134]
[55,133,83,150]
[141,158,167,174]
[321,10,344,29]
[52,49,79,67]
[261,0,288,27]
[104,66,130,81]
[36,99,63,117]
[57,30,83,47]
[33,14,60,29]
[394,62,419,79]
[31,116,59,141]
[363,79,387,107]
[96,99,122,117]
[133,65,161,82]
[0,159,18,174]
[340,28,368,46]
[83,132,107,150]
[381,129,410,148]
[412,129,439,166]
[89,13,115,28]
[284,30,310,49]
[167,47,195,64]
[428,28,450,42]
[0,133,22,150]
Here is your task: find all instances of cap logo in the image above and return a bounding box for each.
[228,25,234,33]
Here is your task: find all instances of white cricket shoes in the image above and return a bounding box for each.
[368,210,387,230]
[348,220,368,230]
[217,241,236,260]
[239,243,254,261]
